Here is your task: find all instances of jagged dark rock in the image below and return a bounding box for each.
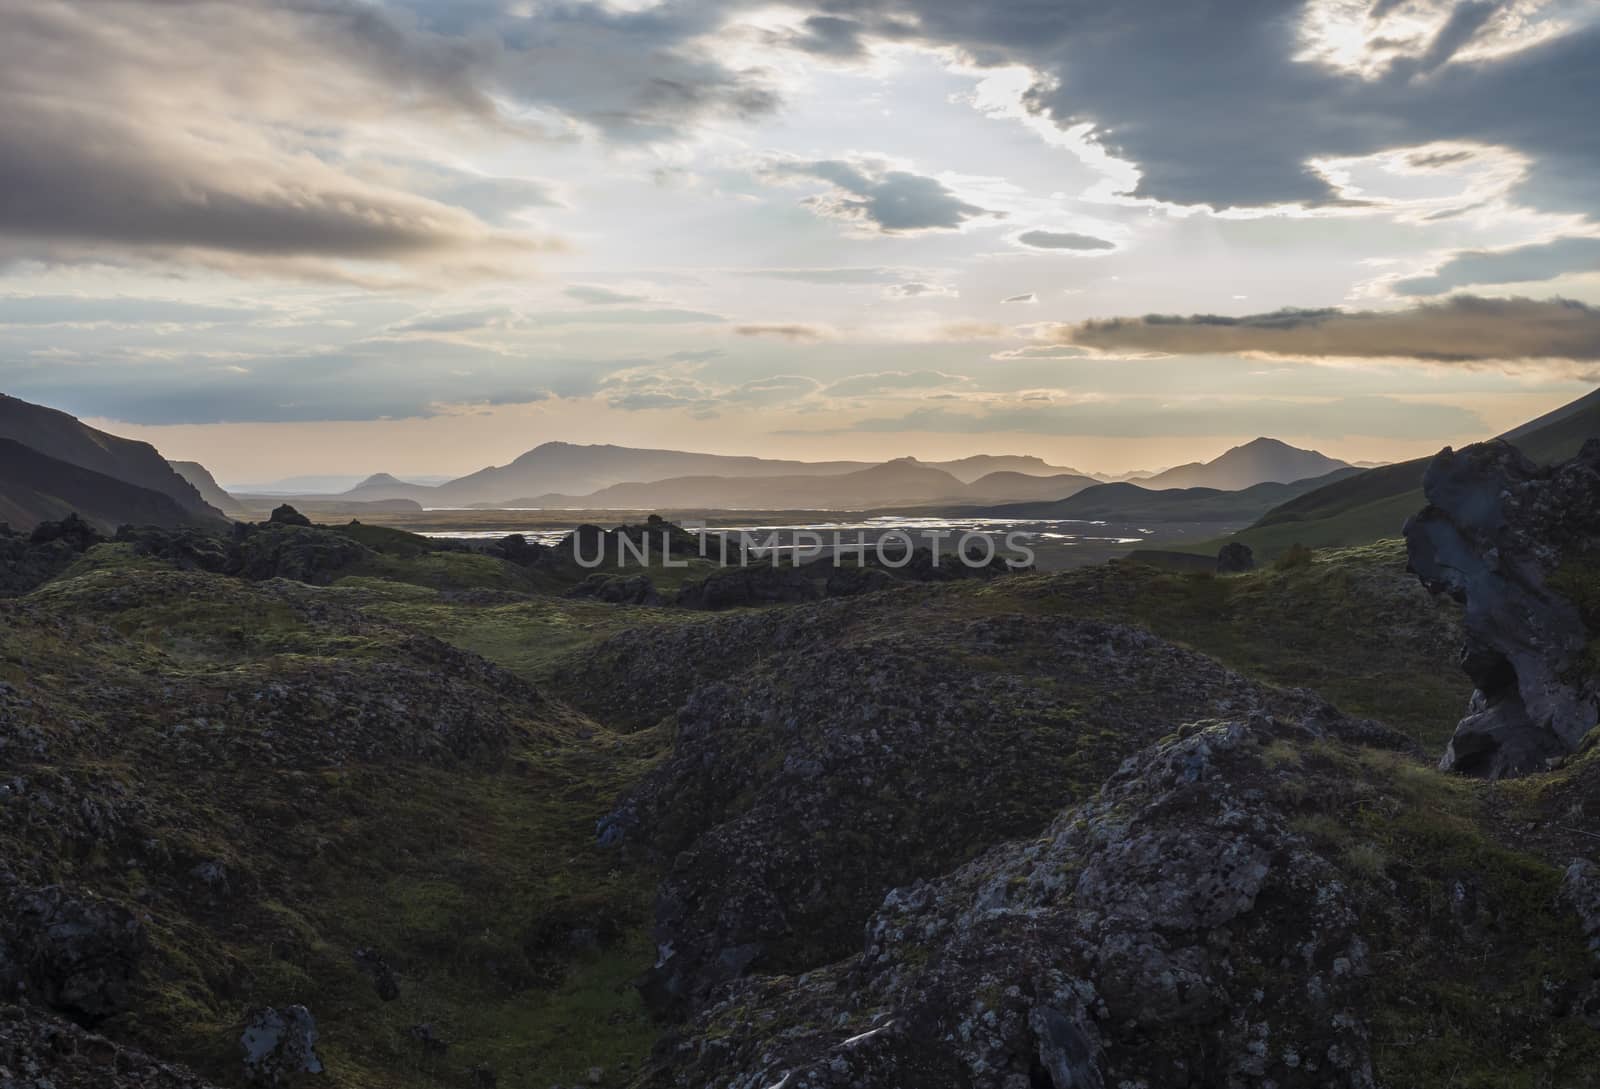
[1566,859,1600,962]
[567,598,1406,1015]
[352,948,400,1002]
[563,517,712,568]
[673,564,821,610]
[407,1021,449,1056]
[0,886,145,1022]
[638,718,1389,1089]
[486,532,551,567]
[0,1002,221,1088]
[567,573,662,605]
[266,504,313,527]
[240,1006,323,1084]
[27,513,102,551]
[0,516,104,596]
[231,524,372,584]
[1216,540,1255,573]
[1404,439,1600,777]
[117,524,235,572]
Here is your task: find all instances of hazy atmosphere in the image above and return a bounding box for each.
[4,0,1599,481]
[9,5,1600,1089]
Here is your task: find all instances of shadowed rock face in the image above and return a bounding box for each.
[575,596,1408,1017]
[636,718,1387,1089]
[1404,439,1600,777]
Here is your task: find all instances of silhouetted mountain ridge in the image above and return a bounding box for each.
[0,392,223,520]
[1,439,222,532]
[1140,437,1351,491]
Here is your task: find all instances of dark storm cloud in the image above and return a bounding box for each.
[820,0,1600,215]
[1015,230,1117,252]
[0,96,529,264]
[785,15,874,58]
[1052,296,1600,362]
[0,0,780,271]
[765,158,1004,233]
[1394,237,1600,295]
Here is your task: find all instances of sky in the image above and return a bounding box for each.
[2,0,1599,483]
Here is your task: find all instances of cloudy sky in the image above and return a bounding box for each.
[3,0,1599,482]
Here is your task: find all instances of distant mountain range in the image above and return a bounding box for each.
[0,388,1403,529]
[324,437,1347,510]
[970,469,1362,524]
[498,458,1100,510]
[0,393,228,532]
[331,444,1098,508]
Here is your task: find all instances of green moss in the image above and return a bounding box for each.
[1546,553,1600,680]
[964,539,1467,747]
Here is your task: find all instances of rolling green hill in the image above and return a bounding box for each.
[1184,387,1600,558]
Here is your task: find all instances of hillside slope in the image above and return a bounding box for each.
[1205,388,1600,557]
[169,460,246,515]
[0,393,221,520]
[0,438,224,531]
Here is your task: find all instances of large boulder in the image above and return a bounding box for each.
[1404,439,1600,777]
[240,1005,323,1084]
[1216,541,1255,573]
[266,504,312,528]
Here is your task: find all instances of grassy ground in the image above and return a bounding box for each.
[1,562,674,1088]
[957,539,1468,748]
[10,524,1588,1089]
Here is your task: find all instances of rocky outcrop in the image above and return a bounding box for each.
[575,597,1408,1015]
[673,564,821,610]
[0,886,145,1022]
[639,718,1385,1089]
[240,1006,323,1084]
[1564,858,1600,961]
[0,1003,221,1088]
[1404,439,1600,777]
[267,504,313,527]
[1217,541,1255,573]
[231,524,372,584]
[567,573,662,606]
[0,517,104,596]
